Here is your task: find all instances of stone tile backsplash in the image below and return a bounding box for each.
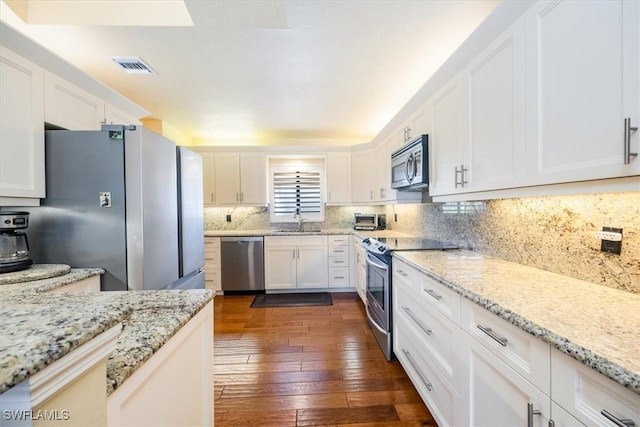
[385,192,640,294]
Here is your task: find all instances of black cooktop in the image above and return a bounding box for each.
[363,237,458,256]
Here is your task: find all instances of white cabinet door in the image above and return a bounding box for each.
[44,71,103,130]
[264,245,297,290]
[239,153,266,204]
[429,74,467,196]
[0,47,45,203]
[201,152,215,205]
[351,150,375,203]
[525,0,640,184]
[464,334,551,427]
[466,17,527,192]
[213,153,241,205]
[326,152,351,204]
[296,246,328,289]
[374,142,388,201]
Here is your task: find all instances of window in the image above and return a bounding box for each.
[269,158,325,222]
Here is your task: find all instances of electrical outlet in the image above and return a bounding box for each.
[598,226,622,255]
[226,214,232,222]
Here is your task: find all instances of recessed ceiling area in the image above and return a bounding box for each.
[0,0,500,146]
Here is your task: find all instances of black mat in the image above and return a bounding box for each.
[250,292,333,308]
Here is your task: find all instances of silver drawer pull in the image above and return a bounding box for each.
[477,324,508,346]
[334,276,345,279]
[601,410,636,427]
[424,289,442,300]
[401,349,432,391]
[396,270,408,277]
[402,306,432,336]
[527,403,542,427]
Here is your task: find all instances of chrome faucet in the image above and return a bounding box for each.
[295,209,304,232]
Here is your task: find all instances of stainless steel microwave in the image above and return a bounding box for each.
[390,134,429,190]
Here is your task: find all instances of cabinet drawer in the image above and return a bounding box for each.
[328,235,350,246]
[394,285,462,389]
[204,237,220,250]
[204,269,221,291]
[328,245,349,256]
[328,267,350,287]
[461,298,550,394]
[394,257,460,323]
[265,235,327,247]
[551,349,639,427]
[328,254,349,267]
[395,324,461,427]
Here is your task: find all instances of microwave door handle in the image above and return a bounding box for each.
[405,154,415,183]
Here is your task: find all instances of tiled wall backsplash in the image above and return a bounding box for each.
[204,192,639,294]
[386,192,639,294]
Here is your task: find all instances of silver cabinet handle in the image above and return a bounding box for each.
[477,324,508,346]
[401,349,432,391]
[454,164,468,188]
[424,288,442,300]
[624,118,638,164]
[527,402,541,427]
[370,190,374,200]
[292,249,296,259]
[601,410,636,427]
[297,248,300,259]
[402,306,432,336]
[211,192,215,202]
[549,421,555,427]
[236,192,239,202]
[396,270,408,277]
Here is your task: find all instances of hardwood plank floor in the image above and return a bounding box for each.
[214,292,436,426]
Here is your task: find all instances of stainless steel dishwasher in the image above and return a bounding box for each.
[220,236,264,293]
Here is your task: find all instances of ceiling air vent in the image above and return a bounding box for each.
[110,57,156,75]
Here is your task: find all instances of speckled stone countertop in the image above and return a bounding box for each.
[394,250,640,395]
[0,264,71,285]
[0,269,214,396]
[204,228,411,238]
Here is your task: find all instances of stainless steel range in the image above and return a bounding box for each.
[362,237,458,360]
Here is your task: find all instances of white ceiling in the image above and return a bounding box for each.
[1,0,500,146]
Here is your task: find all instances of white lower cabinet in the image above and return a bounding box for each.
[328,235,351,288]
[464,333,551,426]
[264,236,328,290]
[392,256,639,427]
[203,237,221,291]
[551,349,640,427]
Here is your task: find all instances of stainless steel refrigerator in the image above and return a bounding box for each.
[26,125,204,291]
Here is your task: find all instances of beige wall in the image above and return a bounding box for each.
[386,192,640,294]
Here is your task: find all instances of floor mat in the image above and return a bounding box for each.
[250,292,333,308]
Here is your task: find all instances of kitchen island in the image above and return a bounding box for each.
[0,267,214,427]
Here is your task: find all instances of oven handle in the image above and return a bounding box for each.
[366,253,389,271]
[365,303,388,336]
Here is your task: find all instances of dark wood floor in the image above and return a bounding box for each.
[213,292,436,426]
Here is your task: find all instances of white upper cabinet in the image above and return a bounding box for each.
[212,153,266,206]
[351,149,375,203]
[0,47,45,204]
[524,0,640,184]
[428,73,467,197]
[104,103,141,126]
[44,71,104,130]
[326,152,351,204]
[466,17,527,192]
[430,17,527,197]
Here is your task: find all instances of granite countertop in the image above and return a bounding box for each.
[0,264,71,285]
[393,250,640,395]
[204,228,412,238]
[0,269,214,396]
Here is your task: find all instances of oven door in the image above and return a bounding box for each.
[365,251,393,360]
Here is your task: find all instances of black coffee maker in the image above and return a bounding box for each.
[0,211,33,273]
